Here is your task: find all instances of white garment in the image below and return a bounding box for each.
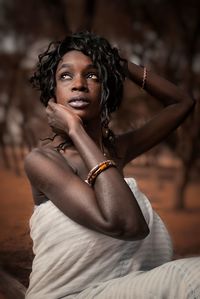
[25,178,200,299]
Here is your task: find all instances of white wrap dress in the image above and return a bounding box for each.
[25,178,200,299]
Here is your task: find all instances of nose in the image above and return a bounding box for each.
[72,75,88,92]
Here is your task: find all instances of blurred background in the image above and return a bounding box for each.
[0,0,200,287]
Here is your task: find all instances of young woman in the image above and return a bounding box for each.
[24,31,199,298]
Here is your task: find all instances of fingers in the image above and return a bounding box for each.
[48,98,55,105]
[47,99,66,111]
[46,99,56,116]
[47,98,56,110]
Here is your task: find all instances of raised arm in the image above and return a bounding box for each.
[119,62,195,164]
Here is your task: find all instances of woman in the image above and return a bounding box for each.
[25,31,199,298]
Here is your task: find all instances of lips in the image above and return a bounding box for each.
[68,97,90,109]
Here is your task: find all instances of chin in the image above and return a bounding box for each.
[72,108,100,124]
[72,109,89,120]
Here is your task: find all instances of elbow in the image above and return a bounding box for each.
[184,97,196,119]
[175,95,196,120]
[190,96,196,110]
[103,218,150,241]
[121,219,150,241]
[182,94,196,112]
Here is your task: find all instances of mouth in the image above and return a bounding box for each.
[68,97,90,109]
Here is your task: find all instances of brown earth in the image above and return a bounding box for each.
[0,159,200,289]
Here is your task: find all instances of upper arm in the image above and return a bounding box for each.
[118,100,194,164]
[24,148,107,231]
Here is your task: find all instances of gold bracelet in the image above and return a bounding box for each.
[85,160,116,186]
[141,67,147,90]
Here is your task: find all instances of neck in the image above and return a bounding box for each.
[52,120,105,154]
[85,124,102,145]
[84,121,107,156]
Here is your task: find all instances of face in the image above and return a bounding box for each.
[55,50,102,123]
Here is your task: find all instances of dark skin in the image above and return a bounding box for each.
[25,50,194,241]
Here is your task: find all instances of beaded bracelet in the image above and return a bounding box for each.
[141,67,147,90]
[85,160,116,186]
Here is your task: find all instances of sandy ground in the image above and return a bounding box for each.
[0,160,200,289]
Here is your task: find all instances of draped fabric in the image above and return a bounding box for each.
[25,178,200,299]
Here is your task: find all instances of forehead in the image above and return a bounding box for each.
[57,50,93,70]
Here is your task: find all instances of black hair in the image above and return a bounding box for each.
[30,31,127,126]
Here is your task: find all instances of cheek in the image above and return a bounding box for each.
[54,85,67,102]
[54,89,59,102]
[92,84,102,100]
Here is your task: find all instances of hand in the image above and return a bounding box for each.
[46,99,83,136]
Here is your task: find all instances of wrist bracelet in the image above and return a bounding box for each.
[85,160,116,187]
[141,67,147,90]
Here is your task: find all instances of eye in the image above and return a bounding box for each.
[59,72,72,80]
[87,73,99,80]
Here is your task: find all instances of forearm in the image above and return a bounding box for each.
[68,125,148,238]
[70,125,106,168]
[127,62,194,108]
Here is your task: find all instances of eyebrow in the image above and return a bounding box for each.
[57,63,97,72]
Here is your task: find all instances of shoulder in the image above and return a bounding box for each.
[25,146,51,167]
[24,146,74,199]
[24,145,63,179]
[24,147,72,205]
[25,143,60,163]
[24,147,42,170]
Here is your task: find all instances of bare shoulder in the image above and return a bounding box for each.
[24,147,43,172]
[25,146,56,172]
[25,145,57,160]
[24,144,70,184]
[25,141,67,164]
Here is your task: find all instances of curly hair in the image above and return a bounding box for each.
[30,31,127,126]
